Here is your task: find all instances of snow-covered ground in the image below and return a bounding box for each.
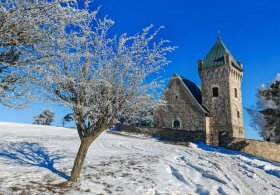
[0,122,280,195]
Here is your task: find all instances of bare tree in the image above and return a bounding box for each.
[0,0,95,107]
[33,8,175,181]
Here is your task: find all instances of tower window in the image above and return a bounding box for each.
[237,111,240,118]
[212,87,219,97]
[234,88,237,98]
[173,120,181,128]
[175,95,178,101]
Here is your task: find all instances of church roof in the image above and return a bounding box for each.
[202,38,242,70]
[180,76,202,104]
[175,74,210,115]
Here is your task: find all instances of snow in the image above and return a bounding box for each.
[0,122,280,194]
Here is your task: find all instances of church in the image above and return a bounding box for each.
[153,37,245,146]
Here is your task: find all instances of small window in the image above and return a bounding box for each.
[237,111,240,118]
[173,120,180,128]
[175,95,178,101]
[212,87,219,97]
[234,88,237,98]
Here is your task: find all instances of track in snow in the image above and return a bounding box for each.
[0,122,280,195]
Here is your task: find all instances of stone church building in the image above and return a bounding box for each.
[154,37,245,145]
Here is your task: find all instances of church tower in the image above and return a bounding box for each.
[198,37,245,145]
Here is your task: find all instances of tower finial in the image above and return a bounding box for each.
[218,30,221,40]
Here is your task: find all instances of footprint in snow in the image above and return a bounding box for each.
[169,165,189,185]
[195,184,210,195]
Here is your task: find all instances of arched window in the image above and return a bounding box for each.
[212,87,219,97]
[237,111,240,118]
[234,88,237,98]
[173,120,180,128]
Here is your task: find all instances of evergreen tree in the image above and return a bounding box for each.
[259,80,280,143]
[247,74,280,142]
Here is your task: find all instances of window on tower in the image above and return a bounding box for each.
[234,88,237,98]
[237,111,240,118]
[212,87,219,97]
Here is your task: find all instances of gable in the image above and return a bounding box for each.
[163,74,209,115]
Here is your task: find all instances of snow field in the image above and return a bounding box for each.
[0,122,280,195]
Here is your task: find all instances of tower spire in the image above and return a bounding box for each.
[218,30,221,40]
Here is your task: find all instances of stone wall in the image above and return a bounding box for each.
[199,65,232,128]
[228,65,245,139]
[153,76,206,131]
[118,125,206,143]
[118,125,280,163]
[205,116,219,146]
[199,59,245,142]
[225,138,280,163]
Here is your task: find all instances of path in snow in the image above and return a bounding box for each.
[0,122,280,195]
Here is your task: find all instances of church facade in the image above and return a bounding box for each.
[153,38,245,145]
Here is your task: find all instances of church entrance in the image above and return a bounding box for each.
[173,120,180,128]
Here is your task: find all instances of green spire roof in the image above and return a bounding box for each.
[201,38,242,70]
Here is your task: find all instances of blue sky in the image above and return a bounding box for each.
[1,0,279,140]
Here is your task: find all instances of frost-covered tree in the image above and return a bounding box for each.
[33,109,55,125]
[33,8,175,181]
[0,0,94,108]
[61,113,75,127]
[126,110,154,126]
[246,96,268,139]
[259,77,280,142]
[247,74,280,142]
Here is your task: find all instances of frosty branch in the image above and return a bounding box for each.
[33,9,175,181]
[0,0,96,108]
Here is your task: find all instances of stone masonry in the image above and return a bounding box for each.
[198,39,245,144]
[154,37,245,146]
[153,74,208,131]
[119,37,279,163]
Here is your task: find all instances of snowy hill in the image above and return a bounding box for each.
[0,122,280,195]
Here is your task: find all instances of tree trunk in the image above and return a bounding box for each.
[69,139,91,182]
[69,123,109,182]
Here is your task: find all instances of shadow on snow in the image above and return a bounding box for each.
[0,142,69,180]
[196,142,280,179]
